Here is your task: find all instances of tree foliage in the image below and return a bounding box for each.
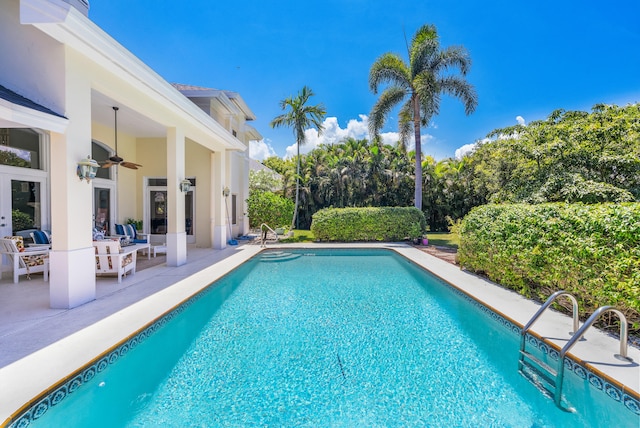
[468,104,640,204]
[256,103,638,232]
[369,23,477,210]
[270,86,326,231]
[246,191,294,229]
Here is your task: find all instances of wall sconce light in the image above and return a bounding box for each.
[77,156,99,182]
[222,186,230,197]
[179,179,192,193]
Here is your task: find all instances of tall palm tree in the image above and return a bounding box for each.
[368,24,478,210]
[271,86,326,231]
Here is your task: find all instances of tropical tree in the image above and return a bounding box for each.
[270,86,326,231]
[368,23,478,210]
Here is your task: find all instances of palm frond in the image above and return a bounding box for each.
[438,45,473,76]
[438,76,478,115]
[369,53,411,93]
[368,86,407,137]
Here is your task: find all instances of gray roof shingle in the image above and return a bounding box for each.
[0,84,66,119]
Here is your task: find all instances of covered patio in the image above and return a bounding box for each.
[0,242,261,369]
[1,0,256,312]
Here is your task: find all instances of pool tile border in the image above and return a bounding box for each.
[425,268,640,417]
[6,248,640,426]
[7,286,206,428]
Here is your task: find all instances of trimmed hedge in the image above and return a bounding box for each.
[311,207,426,242]
[459,203,640,335]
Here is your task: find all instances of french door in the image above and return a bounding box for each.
[0,172,48,239]
[146,179,195,244]
[92,179,116,236]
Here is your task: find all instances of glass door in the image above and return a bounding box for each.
[149,190,167,235]
[93,187,111,235]
[146,178,195,244]
[0,174,48,240]
[11,179,42,233]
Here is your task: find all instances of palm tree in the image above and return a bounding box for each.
[368,24,478,210]
[270,86,326,232]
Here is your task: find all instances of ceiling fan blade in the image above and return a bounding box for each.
[100,160,115,168]
[121,161,141,169]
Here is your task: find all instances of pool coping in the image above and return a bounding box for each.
[0,243,638,425]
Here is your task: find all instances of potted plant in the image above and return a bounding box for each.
[126,218,143,232]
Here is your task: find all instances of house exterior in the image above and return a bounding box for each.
[0,0,259,308]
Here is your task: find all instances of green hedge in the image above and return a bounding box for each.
[459,203,640,334]
[311,207,426,242]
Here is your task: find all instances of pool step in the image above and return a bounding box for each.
[260,251,301,262]
[519,351,557,393]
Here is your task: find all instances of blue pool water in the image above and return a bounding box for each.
[20,249,638,427]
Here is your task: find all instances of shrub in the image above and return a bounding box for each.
[459,203,640,336]
[247,191,294,229]
[311,207,426,241]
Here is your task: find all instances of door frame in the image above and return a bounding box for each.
[143,177,196,244]
[0,167,50,238]
[92,178,117,236]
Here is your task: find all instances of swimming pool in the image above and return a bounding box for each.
[8,249,639,427]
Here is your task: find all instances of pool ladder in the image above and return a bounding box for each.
[259,223,279,248]
[518,290,632,411]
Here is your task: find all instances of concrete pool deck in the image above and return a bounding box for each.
[0,243,638,424]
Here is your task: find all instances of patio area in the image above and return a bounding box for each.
[0,242,260,368]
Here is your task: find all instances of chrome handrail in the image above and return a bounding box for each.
[520,291,580,358]
[555,306,631,407]
[260,223,279,248]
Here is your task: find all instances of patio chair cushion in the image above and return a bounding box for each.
[2,236,49,280]
[94,241,133,270]
[115,223,147,244]
[32,230,51,245]
[6,235,25,251]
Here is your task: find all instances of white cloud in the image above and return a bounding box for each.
[455,143,477,160]
[283,114,436,158]
[453,137,488,160]
[249,139,277,161]
[516,115,526,126]
[284,115,370,158]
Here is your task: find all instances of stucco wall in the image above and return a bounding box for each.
[0,0,66,114]
[186,139,212,247]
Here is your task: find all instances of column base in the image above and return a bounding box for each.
[212,225,227,250]
[49,247,96,309]
[166,232,187,267]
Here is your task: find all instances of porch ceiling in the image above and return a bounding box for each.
[91,90,166,138]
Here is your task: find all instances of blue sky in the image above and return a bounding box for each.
[90,0,640,161]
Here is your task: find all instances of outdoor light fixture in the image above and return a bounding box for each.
[222,186,230,197]
[179,179,191,193]
[77,156,99,182]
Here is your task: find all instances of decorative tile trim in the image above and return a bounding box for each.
[7,286,210,428]
[425,272,640,417]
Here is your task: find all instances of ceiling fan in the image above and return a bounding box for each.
[100,106,142,170]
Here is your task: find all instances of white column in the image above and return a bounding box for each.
[242,155,250,235]
[49,64,96,308]
[210,151,227,249]
[166,127,187,266]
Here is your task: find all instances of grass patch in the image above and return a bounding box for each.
[279,229,315,243]
[426,232,459,249]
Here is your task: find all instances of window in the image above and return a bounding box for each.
[91,141,112,180]
[0,128,42,169]
[231,194,237,225]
